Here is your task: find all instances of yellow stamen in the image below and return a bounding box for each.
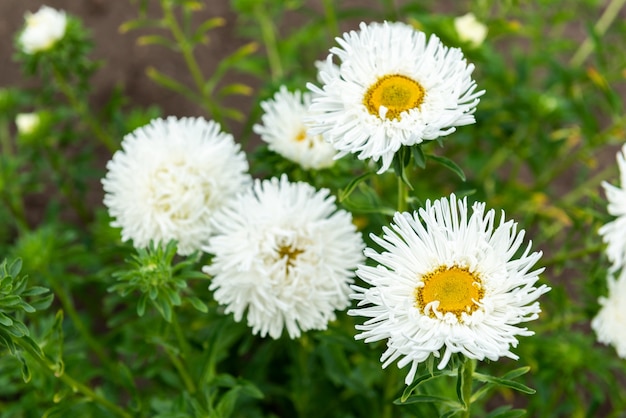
[415,265,483,320]
[363,74,425,121]
[294,129,307,142]
[277,245,303,268]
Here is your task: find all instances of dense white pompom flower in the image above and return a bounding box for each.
[102,116,251,256]
[592,270,626,358]
[349,194,549,385]
[599,144,626,272]
[307,21,484,173]
[203,175,365,339]
[19,6,67,54]
[253,86,337,170]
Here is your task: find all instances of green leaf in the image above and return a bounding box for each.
[400,370,450,402]
[456,363,465,407]
[118,18,165,33]
[187,296,208,313]
[137,34,177,49]
[17,353,31,383]
[486,405,527,418]
[412,145,426,169]
[339,172,373,203]
[8,258,23,278]
[473,373,536,394]
[394,394,462,408]
[218,83,253,98]
[427,154,466,181]
[146,67,201,103]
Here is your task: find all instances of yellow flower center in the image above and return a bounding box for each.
[363,74,425,121]
[415,266,484,319]
[277,245,303,268]
[294,129,307,142]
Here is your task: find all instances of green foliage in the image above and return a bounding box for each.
[109,240,208,321]
[2,0,626,416]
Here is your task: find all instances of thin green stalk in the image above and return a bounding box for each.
[165,310,196,393]
[322,0,339,39]
[164,347,197,394]
[49,281,116,373]
[254,4,284,82]
[52,68,117,153]
[43,147,90,224]
[160,0,224,125]
[15,337,132,418]
[570,0,626,66]
[0,120,29,232]
[460,358,475,418]
[397,176,408,212]
[381,0,398,20]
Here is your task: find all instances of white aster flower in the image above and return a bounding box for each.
[591,270,626,358]
[454,13,488,47]
[203,175,365,339]
[307,21,484,173]
[349,194,549,385]
[253,86,337,170]
[102,116,251,256]
[599,144,626,272]
[15,113,41,135]
[19,6,67,54]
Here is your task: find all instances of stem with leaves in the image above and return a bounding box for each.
[15,337,132,418]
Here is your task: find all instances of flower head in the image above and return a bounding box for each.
[203,175,364,339]
[254,86,337,170]
[599,144,626,272]
[591,270,626,358]
[102,116,251,256]
[454,13,488,47]
[349,194,549,385]
[15,113,41,136]
[19,6,67,54]
[307,21,484,173]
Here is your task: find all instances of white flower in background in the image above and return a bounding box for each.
[349,194,549,385]
[203,175,364,339]
[15,113,41,135]
[308,21,484,174]
[102,116,251,256]
[19,6,67,54]
[253,86,337,170]
[454,13,488,47]
[592,270,626,358]
[599,144,626,272]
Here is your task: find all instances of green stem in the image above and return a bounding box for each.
[49,281,116,373]
[0,120,29,232]
[254,4,284,82]
[161,0,224,125]
[397,176,408,212]
[52,68,117,153]
[321,0,339,39]
[570,0,626,66]
[15,338,132,418]
[460,358,475,418]
[165,311,196,393]
[43,147,91,224]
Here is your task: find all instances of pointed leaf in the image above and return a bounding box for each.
[339,172,373,203]
[473,373,536,394]
[427,154,466,181]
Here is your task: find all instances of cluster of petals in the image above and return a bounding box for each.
[349,194,549,384]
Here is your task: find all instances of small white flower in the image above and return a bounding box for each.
[203,175,365,339]
[15,113,41,135]
[592,270,626,358]
[599,144,626,272]
[349,194,549,385]
[102,116,251,256]
[308,21,484,173]
[454,13,488,47]
[19,6,67,54]
[253,86,337,170]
